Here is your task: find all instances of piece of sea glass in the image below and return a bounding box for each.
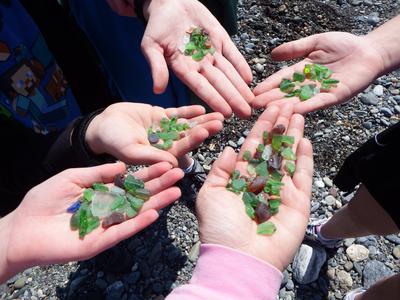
[102,212,125,229]
[90,191,116,218]
[257,221,277,235]
[255,202,272,223]
[247,176,267,194]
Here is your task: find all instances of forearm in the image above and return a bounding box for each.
[366,15,400,75]
[167,244,282,300]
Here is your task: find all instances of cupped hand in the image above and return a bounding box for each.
[196,104,313,271]
[140,0,254,118]
[253,32,385,114]
[85,103,224,167]
[4,162,184,277]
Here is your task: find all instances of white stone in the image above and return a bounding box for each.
[346,244,369,262]
[324,195,336,206]
[337,270,353,288]
[322,176,333,187]
[373,85,384,96]
[314,180,325,188]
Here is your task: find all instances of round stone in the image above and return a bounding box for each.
[393,245,400,259]
[324,195,336,206]
[373,85,384,96]
[346,244,369,262]
[14,277,27,289]
[322,176,333,187]
[314,180,325,188]
[255,63,265,73]
[337,270,353,288]
[148,133,160,144]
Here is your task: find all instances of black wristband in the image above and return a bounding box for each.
[71,108,115,166]
[134,0,147,24]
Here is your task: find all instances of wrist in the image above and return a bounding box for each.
[85,113,104,155]
[0,212,17,283]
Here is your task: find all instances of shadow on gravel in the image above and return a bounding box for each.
[56,202,189,300]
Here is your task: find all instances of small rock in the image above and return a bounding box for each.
[394,105,400,114]
[380,107,393,117]
[363,260,394,288]
[14,277,27,289]
[322,176,333,187]
[385,234,400,245]
[393,245,400,259]
[327,268,335,280]
[255,63,265,74]
[325,195,336,206]
[362,121,373,129]
[367,12,380,25]
[373,85,384,96]
[292,243,327,284]
[314,180,325,188]
[148,241,162,265]
[346,244,369,262]
[106,281,125,300]
[344,238,355,247]
[285,279,294,291]
[337,270,353,288]
[342,135,350,142]
[237,137,245,146]
[95,279,108,290]
[360,92,379,105]
[228,140,237,148]
[188,241,201,262]
[344,261,353,272]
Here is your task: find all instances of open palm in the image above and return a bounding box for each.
[5,162,183,276]
[197,105,313,271]
[253,32,385,114]
[86,103,223,167]
[141,0,254,118]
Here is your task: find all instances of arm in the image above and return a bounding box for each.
[253,15,400,114]
[167,244,282,300]
[366,15,400,75]
[167,104,314,299]
[0,162,183,283]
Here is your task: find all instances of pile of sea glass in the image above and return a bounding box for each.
[280,63,340,101]
[226,125,296,235]
[148,116,190,150]
[68,173,150,238]
[181,26,215,61]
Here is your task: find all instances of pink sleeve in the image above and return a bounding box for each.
[166,244,283,300]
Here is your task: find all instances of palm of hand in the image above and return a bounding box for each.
[254,32,384,114]
[5,162,183,273]
[197,105,313,271]
[86,103,223,166]
[141,0,253,118]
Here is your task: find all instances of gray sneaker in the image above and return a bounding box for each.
[343,287,366,300]
[305,218,340,249]
[178,158,206,206]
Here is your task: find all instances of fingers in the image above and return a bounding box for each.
[285,114,305,154]
[271,35,319,61]
[203,147,238,188]
[292,138,313,197]
[96,209,159,251]
[169,125,222,157]
[141,39,170,94]
[141,186,181,212]
[200,61,252,119]
[68,162,126,186]
[185,112,225,126]
[132,162,174,182]
[181,69,233,118]
[238,105,280,159]
[253,61,307,97]
[221,36,253,84]
[165,105,206,120]
[213,52,254,104]
[144,168,184,195]
[122,144,179,167]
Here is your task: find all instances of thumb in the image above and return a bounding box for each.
[272,34,320,61]
[203,147,237,188]
[141,38,169,94]
[66,162,127,186]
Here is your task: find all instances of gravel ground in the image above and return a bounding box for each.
[1,0,400,299]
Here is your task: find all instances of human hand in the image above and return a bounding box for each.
[196,104,313,271]
[139,0,253,118]
[253,32,385,114]
[85,103,223,166]
[1,162,183,281]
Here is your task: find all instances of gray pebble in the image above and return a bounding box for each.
[373,85,384,96]
[360,92,379,105]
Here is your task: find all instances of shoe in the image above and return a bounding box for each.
[305,218,340,249]
[343,287,366,300]
[178,158,206,205]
